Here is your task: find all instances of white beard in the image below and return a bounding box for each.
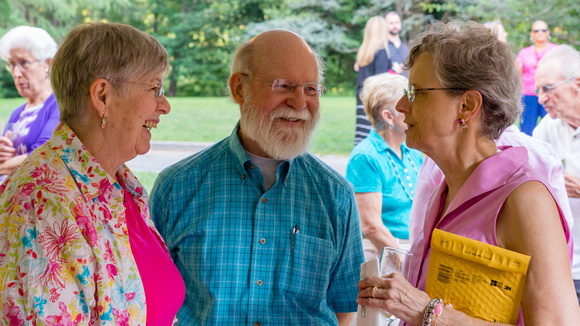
[240,96,319,160]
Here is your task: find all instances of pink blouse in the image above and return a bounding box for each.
[122,184,185,325]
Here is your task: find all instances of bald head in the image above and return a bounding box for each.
[230,29,323,85]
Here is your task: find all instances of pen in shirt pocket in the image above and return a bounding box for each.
[291,224,299,251]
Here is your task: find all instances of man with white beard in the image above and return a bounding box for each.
[149,29,364,325]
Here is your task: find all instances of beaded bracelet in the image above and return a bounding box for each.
[422,298,443,326]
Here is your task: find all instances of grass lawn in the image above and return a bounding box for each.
[0,96,357,156]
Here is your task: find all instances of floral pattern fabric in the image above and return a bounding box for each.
[0,123,163,325]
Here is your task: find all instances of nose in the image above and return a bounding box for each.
[157,94,171,115]
[395,94,409,114]
[537,90,548,105]
[286,86,309,110]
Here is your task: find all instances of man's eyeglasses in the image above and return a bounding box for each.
[535,77,574,95]
[403,85,467,102]
[116,80,165,99]
[533,29,548,33]
[241,73,325,97]
[5,60,39,72]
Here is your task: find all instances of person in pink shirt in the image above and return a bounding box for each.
[515,20,558,136]
[356,22,579,326]
[408,124,573,242]
[0,23,184,325]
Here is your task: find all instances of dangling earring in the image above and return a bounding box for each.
[458,118,468,130]
[548,35,552,40]
[529,36,534,43]
[101,117,107,129]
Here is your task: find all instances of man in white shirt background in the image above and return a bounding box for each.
[533,44,580,304]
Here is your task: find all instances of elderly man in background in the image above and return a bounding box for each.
[533,44,580,304]
[150,29,364,325]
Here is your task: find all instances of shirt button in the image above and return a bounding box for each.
[242,174,246,180]
[260,238,266,244]
[408,183,413,187]
[262,198,268,204]
[404,168,408,173]
[250,165,255,169]
[406,176,411,180]
[257,280,263,286]
[254,322,260,326]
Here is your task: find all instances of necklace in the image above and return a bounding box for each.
[385,150,419,200]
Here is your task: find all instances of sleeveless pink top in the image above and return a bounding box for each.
[403,146,572,326]
[122,185,185,325]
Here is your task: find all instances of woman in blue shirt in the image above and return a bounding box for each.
[346,73,423,260]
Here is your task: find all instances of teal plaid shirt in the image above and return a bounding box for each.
[150,123,364,325]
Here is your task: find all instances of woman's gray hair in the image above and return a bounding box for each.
[360,73,407,129]
[51,23,169,126]
[539,44,580,80]
[0,26,57,62]
[405,22,522,140]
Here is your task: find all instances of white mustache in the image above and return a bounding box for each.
[270,106,312,121]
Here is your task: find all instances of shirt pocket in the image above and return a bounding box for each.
[281,233,334,308]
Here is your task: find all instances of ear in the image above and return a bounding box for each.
[459,90,483,121]
[89,78,111,118]
[381,109,395,126]
[229,73,246,106]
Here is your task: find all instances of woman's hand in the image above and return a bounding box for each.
[357,273,431,325]
[0,135,17,163]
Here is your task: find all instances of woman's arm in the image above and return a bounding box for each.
[355,192,399,249]
[496,180,580,324]
[0,154,26,175]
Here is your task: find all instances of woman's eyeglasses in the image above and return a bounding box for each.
[533,29,548,33]
[5,60,39,72]
[116,80,165,100]
[403,85,467,102]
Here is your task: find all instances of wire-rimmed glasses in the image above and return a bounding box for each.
[240,73,325,97]
[535,77,574,96]
[403,85,467,102]
[5,60,39,72]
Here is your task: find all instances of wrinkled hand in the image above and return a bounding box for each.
[0,134,16,163]
[357,273,430,326]
[564,173,580,198]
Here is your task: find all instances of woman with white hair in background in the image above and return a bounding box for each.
[0,26,60,182]
[346,73,422,260]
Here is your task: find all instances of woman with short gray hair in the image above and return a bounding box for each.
[357,22,579,326]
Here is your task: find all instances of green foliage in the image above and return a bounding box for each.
[0,0,578,98]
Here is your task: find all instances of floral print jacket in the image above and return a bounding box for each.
[0,123,165,325]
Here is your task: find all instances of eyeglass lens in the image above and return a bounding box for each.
[272,79,324,97]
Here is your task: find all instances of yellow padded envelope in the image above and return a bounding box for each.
[426,229,530,324]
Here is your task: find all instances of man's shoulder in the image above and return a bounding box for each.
[157,137,231,182]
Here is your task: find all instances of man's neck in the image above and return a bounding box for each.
[388,34,401,47]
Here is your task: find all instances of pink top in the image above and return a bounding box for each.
[122,184,185,325]
[403,146,572,326]
[517,43,558,95]
[409,125,573,242]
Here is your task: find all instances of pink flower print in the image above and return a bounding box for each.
[74,206,98,247]
[124,292,135,301]
[40,219,80,261]
[97,178,112,203]
[106,264,118,280]
[3,299,25,326]
[45,302,73,325]
[113,308,130,326]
